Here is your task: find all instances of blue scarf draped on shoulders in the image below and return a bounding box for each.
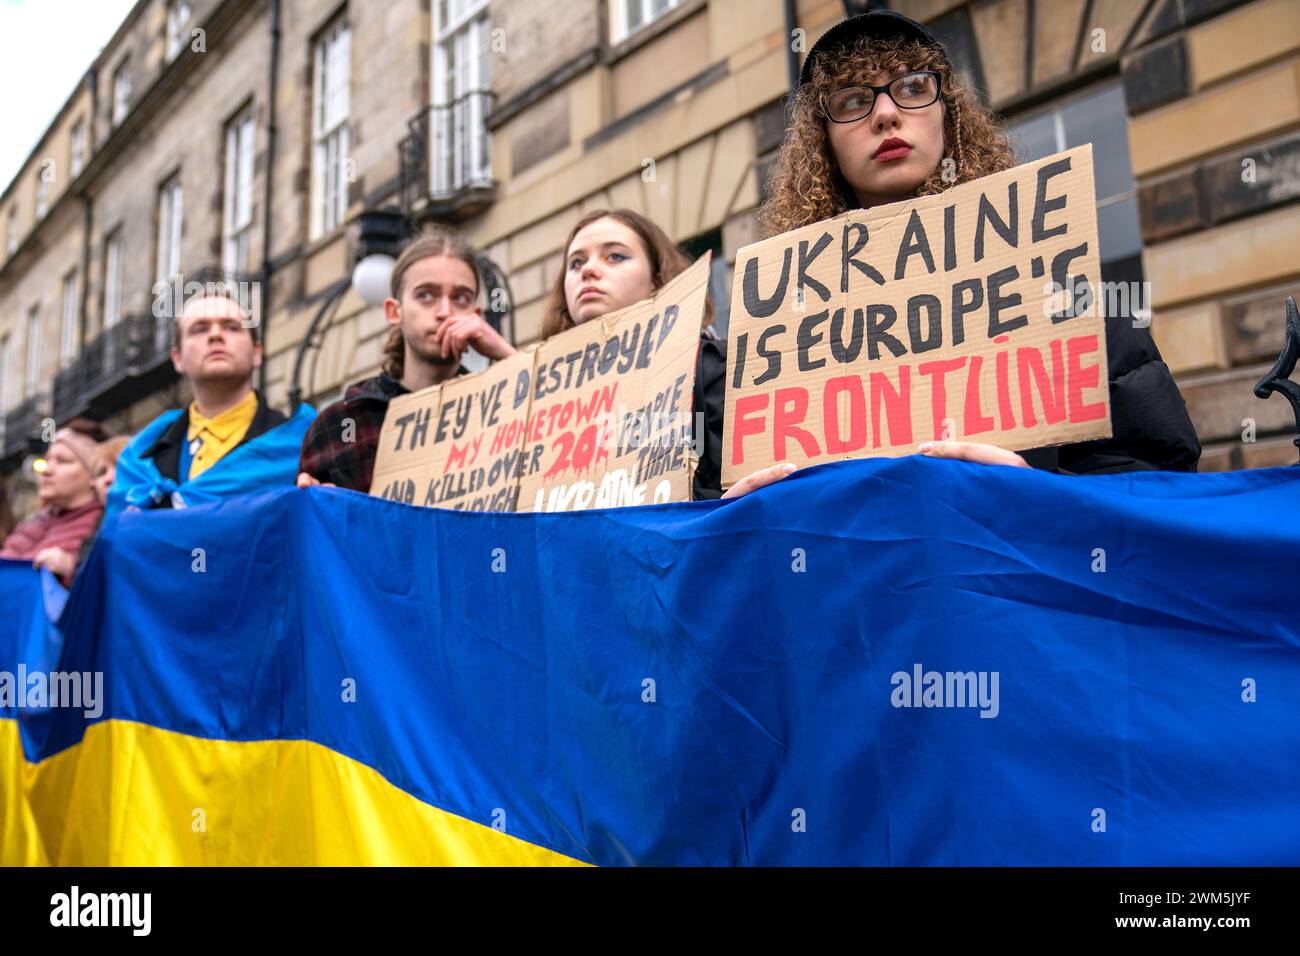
[103,403,316,525]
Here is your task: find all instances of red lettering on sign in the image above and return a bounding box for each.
[1016,340,1066,428]
[963,355,995,437]
[773,387,820,461]
[1066,334,1106,422]
[870,367,912,448]
[918,357,966,441]
[823,377,867,454]
[731,393,769,467]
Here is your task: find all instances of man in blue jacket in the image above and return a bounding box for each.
[104,291,314,523]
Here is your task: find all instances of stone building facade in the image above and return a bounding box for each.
[1,0,1297,518]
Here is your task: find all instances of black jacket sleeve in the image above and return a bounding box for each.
[1024,316,1201,475]
[691,334,727,500]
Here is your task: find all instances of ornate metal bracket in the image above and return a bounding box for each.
[1253,295,1300,464]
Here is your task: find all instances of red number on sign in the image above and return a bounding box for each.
[571,425,597,471]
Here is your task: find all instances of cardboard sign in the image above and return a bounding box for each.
[370,254,711,512]
[723,145,1110,488]
[518,254,709,512]
[371,349,536,511]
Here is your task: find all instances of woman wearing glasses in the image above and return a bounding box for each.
[760,11,1199,474]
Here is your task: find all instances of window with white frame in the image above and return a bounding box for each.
[5,207,16,255]
[112,60,132,126]
[103,230,123,329]
[70,119,86,177]
[611,0,679,43]
[223,107,255,274]
[156,173,183,288]
[35,172,48,220]
[431,0,492,196]
[25,306,41,398]
[311,17,351,238]
[60,272,78,367]
[166,0,193,60]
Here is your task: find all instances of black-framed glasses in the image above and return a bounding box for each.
[821,71,943,124]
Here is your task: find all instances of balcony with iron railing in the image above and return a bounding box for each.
[1,391,51,461]
[400,90,497,220]
[51,311,177,425]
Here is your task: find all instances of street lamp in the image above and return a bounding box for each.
[351,253,395,307]
[350,208,409,306]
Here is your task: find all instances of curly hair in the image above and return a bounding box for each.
[758,36,1015,237]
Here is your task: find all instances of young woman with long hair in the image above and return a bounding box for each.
[542,208,793,499]
[759,10,1199,474]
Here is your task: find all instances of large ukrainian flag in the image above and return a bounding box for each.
[3,458,1299,865]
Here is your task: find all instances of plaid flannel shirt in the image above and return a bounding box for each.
[298,373,409,492]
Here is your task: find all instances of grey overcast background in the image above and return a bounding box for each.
[0,0,139,190]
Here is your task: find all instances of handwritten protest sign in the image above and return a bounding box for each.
[518,254,709,512]
[722,145,1109,488]
[370,254,711,512]
[370,349,536,510]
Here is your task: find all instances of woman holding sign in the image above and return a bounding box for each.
[759,10,1199,474]
[542,209,796,499]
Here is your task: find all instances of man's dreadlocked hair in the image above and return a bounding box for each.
[759,35,1014,238]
